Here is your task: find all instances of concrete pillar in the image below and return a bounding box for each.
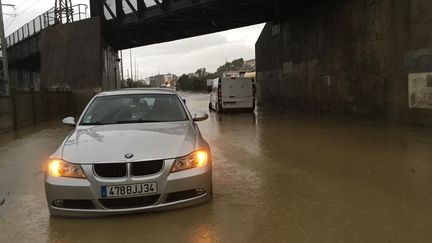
[39,17,120,112]
[256,0,432,125]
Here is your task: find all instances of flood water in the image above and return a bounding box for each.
[1,92,432,242]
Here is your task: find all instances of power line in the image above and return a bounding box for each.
[5,0,42,33]
[1,3,16,22]
[4,16,16,32]
[15,0,42,15]
[1,3,15,9]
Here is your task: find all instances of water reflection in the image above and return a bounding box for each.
[3,93,432,242]
[47,204,220,242]
[188,224,220,243]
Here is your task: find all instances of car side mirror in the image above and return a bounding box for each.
[182,98,187,104]
[193,112,209,122]
[62,117,76,126]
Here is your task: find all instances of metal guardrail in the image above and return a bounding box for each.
[6,4,88,48]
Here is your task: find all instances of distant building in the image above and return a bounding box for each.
[144,77,151,85]
[222,71,240,78]
[164,74,177,88]
[244,59,256,71]
[149,74,177,88]
[149,75,163,88]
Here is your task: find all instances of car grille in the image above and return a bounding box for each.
[99,195,160,209]
[131,160,164,176]
[94,163,127,178]
[93,161,164,178]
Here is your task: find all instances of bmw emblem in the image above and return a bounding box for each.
[125,153,134,159]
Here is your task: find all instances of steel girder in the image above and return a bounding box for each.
[89,0,312,50]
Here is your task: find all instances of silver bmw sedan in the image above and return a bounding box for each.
[45,89,212,217]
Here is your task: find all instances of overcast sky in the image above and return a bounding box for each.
[3,0,264,79]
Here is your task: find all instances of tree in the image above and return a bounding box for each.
[121,79,151,88]
[177,69,215,91]
[121,78,134,88]
[176,58,246,91]
[176,74,191,91]
[195,68,207,77]
[215,58,245,77]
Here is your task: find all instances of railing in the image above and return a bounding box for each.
[6,4,88,48]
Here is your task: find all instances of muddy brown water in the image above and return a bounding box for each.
[1,92,432,242]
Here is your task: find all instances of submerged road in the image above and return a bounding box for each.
[1,92,432,242]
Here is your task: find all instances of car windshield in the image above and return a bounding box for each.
[80,94,188,125]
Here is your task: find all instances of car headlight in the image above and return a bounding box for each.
[48,159,86,178]
[171,150,208,173]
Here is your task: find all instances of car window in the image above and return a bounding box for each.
[81,94,189,125]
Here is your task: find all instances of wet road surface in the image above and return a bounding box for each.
[1,92,432,242]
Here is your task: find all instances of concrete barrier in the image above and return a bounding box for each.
[15,93,34,128]
[34,92,49,123]
[0,97,14,133]
[0,91,73,134]
[71,89,95,115]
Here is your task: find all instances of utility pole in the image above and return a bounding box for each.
[134,57,137,81]
[54,0,73,24]
[120,50,124,81]
[0,0,13,96]
[129,49,133,80]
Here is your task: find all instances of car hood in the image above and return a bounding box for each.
[61,121,196,164]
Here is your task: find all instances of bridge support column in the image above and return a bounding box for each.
[39,17,120,112]
[256,0,432,125]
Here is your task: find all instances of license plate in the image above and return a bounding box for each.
[101,182,158,198]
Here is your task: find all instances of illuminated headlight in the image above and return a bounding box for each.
[171,150,208,173]
[48,159,86,179]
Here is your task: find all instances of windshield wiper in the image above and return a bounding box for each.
[116,120,160,124]
[80,121,112,126]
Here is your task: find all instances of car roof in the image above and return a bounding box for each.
[96,88,179,97]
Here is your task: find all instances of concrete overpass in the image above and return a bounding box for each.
[5,0,311,109]
[4,0,432,125]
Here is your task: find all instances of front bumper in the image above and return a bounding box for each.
[45,159,212,217]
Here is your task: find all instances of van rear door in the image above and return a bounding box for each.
[221,77,253,109]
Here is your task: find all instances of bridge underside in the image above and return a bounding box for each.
[94,0,311,50]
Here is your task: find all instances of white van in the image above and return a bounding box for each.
[209,77,256,112]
